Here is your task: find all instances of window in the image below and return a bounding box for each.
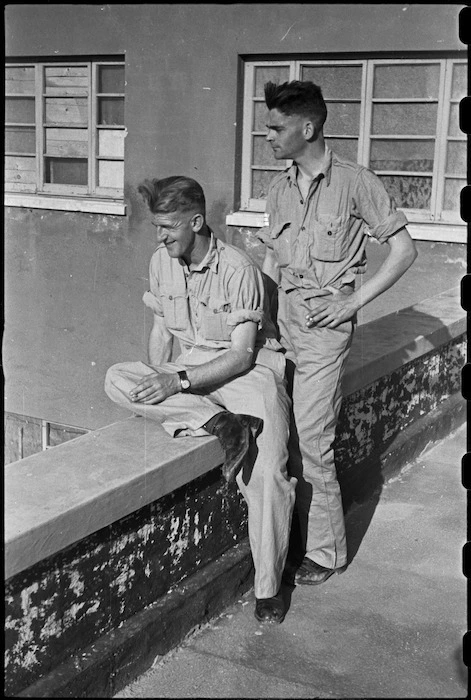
[5,59,125,212]
[240,58,466,228]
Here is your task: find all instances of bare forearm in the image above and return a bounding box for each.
[148,318,173,365]
[184,348,253,390]
[350,229,417,312]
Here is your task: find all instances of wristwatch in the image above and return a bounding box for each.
[177,370,191,393]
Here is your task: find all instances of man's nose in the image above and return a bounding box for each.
[266,130,273,142]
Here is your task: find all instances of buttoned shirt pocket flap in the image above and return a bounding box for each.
[310,215,350,262]
[160,292,188,331]
[201,297,232,341]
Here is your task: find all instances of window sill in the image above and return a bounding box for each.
[4,192,126,216]
[225,211,466,243]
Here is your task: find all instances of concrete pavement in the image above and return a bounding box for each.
[114,424,467,698]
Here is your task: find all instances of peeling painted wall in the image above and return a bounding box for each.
[5,468,247,696]
[335,335,466,503]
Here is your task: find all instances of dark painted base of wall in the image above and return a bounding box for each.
[17,541,254,699]
[16,391,465,699]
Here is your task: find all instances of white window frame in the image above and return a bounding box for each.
[233,56,466,242]
[5,59,126,215]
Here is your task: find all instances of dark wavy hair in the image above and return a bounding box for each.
[138,176,206,216]
[264,80,327,130]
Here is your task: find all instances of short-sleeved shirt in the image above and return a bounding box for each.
[143,232,283,359]
[257,147,408,298]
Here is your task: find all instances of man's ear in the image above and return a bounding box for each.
[303,119,316,141]
[191,213,204,232]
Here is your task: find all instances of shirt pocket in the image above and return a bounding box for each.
[200,296,233,341]
[160,292,188,331]
[309,215,350,262]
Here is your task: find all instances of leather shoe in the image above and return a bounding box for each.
[254,591,285,624]
[294,557,346,586]
[203,411,263,482]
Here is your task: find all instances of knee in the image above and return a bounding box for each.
[104,363,129,400]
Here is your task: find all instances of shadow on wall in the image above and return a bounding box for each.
[335,309,459,566]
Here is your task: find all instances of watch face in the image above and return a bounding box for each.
[181,379,191,390]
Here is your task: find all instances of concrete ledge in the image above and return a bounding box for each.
[5,421,224,580]
[343,286,464,394]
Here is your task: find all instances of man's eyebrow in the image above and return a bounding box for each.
[266,124,283,130]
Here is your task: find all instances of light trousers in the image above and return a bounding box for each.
[104,349,296,599]
[278,287,354,570]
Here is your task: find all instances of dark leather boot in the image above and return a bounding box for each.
[203,411,263,482]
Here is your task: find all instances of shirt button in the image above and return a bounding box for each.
[301,226,305,231]
[213,309,218,314]
[299,274,304,279]
[168,295,173,300]
[327,231,332,236]
[300,200,304,205]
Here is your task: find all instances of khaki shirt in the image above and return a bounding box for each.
[258,147,409,299]
[143,233,284,370]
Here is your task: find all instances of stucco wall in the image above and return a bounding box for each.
[4,3,464,429]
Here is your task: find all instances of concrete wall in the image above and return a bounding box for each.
[4,3,464,431]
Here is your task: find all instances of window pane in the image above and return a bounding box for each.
[379,174,432,209]
[5,66,35,94]
[253,135,277,166]
[252,170,278,199]
[325,102,360,135]
[301,65,362,100]
[370,139,434,172]
[448,103,462,138]
[45,157,88,185]
[254,66,290,97]
[98,129,125,158]
[253,102,269,132]
[325,138,358,162]
[451,63,467,100]
[45,97,88,125]
[5,97,35,123]
[98,97,124,125]
[446,142,466,176]
[5,126,36,153]
[372,103,437,135]
[443,178,465,211]
[45,127,88,157]
[44,66,88,96]
[98,65,125,93]
[98,160,124,188]
[5,155,36,186]
[373,64,440,99]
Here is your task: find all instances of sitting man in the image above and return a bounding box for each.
[105,175,296,623]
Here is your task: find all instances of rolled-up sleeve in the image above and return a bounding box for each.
[354,167,409,243]
[226,264,265,330]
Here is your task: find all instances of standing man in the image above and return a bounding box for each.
[105,176,296,623]
[259,81,417,585]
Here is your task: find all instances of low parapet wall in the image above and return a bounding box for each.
[5,287,465,697]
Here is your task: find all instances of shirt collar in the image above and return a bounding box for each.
[188,230,219,273]
[286,145,333,188]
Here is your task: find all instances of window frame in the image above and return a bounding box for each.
[239,56,466,230]
[5,58,126,214]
